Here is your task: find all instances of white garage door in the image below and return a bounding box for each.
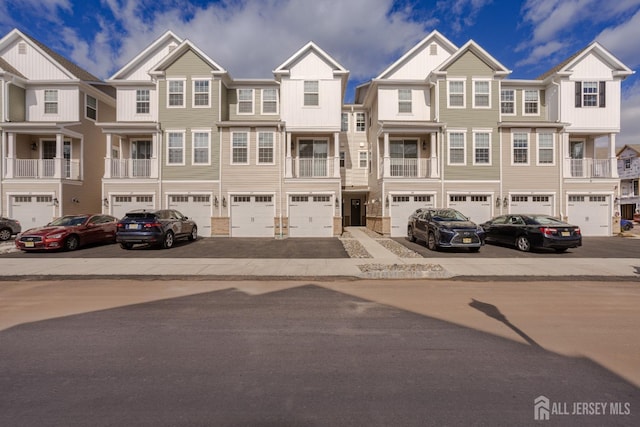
[169,195,212,237]
[111,195,154,219]
[231,195,274,237]
[289,195,333,237]
[389,195,435,237]
[509,195,553,215]
[448,195,492,224]
[567,195,610,236]
[10,195,55,229]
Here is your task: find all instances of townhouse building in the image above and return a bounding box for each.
[617,144,640,219]
[0,29,115,229]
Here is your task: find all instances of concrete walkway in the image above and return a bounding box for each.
[0,226,638,279]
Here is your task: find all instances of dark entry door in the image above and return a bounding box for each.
[351,199,361,226]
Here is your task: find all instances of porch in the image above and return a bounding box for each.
[101,129,160,179]
[285,132,341,179]
[562,133,618,179]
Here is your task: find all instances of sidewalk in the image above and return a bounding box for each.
[0,227,638,279]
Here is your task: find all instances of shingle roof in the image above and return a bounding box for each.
[536,48,583,80]
[0,56,26,78]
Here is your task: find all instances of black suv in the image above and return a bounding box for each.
[407,208,485,252]
[116,209,198,249]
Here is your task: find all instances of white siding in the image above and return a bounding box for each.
[280,78,341,129]
[26,86,79,122]
[561,80,620,131]
[116,87,158,121]
[571,54,617,80]
[383,41,452,80]
[288,52,335,79]
[378,87,430,121]
[119,44,178,81]
[1,39,69,80]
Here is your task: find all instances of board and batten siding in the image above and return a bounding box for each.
[382,41,454,80]
[377,86,430,121]
[1,39,68,80]
[116,86,158,122]
[26,86,79,121]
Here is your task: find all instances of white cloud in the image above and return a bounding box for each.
[619,80,640,146]
[596,9,640,68]
[515,40,565,67]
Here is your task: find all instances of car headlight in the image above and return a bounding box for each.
[47,233,64,239]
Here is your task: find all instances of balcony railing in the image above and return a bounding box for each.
[294,158,335,178]
[382,158,434,178]
[8,159,80,179]
[565,158,613,178]
[109,159,152,178]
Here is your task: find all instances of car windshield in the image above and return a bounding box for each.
[49,215,89,227]
[431,209,468,221]
[530,215,565,225]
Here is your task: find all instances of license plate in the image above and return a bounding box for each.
[561,232,570,237]
[127,224,140,230]
[463,238,472,244]
[25,241,34,248]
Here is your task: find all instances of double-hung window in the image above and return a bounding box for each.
[537,133,554,165]
[304,81,319,106]
[576,81,605,107]
[356,112,365,132]
[257,132,274,164]
[359,151,368,169]
[237,89,254,114]
[501,89,515,114]
[473,80,490,108]
[448,132,466,165]
[136,89,150,114]
[398,89,412,113]
[193,80,210,107]
[512,132,529,165]
[473,131,491,165]
[85,94,97,120]
[192,131,210,165]
[448,80,465,108]
[168,80,185,107]
[167,131,185,165]
[341,113,349,132]
[262,88,278,114]
[44,90,58,114]
[232,131,249,164]
[524,90,539,115]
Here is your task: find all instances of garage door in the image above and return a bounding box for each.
[289,195,333,237]
[231,195,274,237]
[169,195,212,237]
[10,195,55,229]
[111,195,154,219]
[389,195,435,237]
[448,195,492,224]
[567,195,610,236]
[509,195,553,215]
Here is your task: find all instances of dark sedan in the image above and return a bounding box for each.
[407,208,485,252]
[481,214,581,252]
[0,217,21,241]
[15,214,118,251]
[116,209,197,249]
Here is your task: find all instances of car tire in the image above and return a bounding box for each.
[120,243,133,250]
[515,235,531,252]
[623,224,631,231]
[408,226,416,242]
[65,235,79,251]
[188,226,198,241]
[0,228,11,241]
[427,232,438,251]
[162,231,174,249]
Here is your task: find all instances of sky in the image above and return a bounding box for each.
[1,0,639,145]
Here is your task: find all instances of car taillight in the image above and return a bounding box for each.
[575,228,581,235]
[117,223,124,228]
[144,222,162,228]
[539,227,558,236]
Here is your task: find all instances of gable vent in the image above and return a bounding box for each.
[429,43,437,56]
[18,42,27,54]
[168,44,177,53]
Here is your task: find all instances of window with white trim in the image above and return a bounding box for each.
[523,90,539,115]
[512,132,529,164]
[473,132,491,165]
[339,151,345,168]
[398,89,412,113]
[85,94,97,120]
[193,80,210,107]
[136,89,150,114]
[261,88,278,114]
[537,133,554,165]
[473,80,490,108]
[359,151,368,168]
[448,80,465,108]
[232,132,249,164]
[501,89,514,114]
[356,112,365,132]
[448,132,466,165]
[576,81,605,108]
[341,113,349,131]
[167,132,185,165]
[304,80,319,106]
[44,90,58,114]
[192,132,210,165]
[168,80,184,107]
[257,132,274,164]
[582,82,598,107]
[237,89,254,114]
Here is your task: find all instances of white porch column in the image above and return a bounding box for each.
[430,132,437,178]
[285,132,292,178]
[383,132,390,178]
[104,133,112,178]
[5,132,15,178]
[151,132,159,178]
[333,132,340,177]
[54,133,63,178]
[610,133,618,178]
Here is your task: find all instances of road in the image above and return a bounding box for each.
[0,279,638,426]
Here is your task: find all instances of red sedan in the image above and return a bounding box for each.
[15,214,118,251]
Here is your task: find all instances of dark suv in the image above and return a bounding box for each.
[0,217,21,241]
[407,208,485,252]
[116,209,198,249]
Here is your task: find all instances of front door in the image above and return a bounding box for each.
[570,141,584,177]
[351,199,361,226]
[131,140,151,176]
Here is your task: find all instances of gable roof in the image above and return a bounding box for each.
[108,30,183,80]
[148,39,227,76]
[273,41,348,76]
[616,144,640,157]
[376,30,458,79]
[0,56,26,78]
[433,39,511,76]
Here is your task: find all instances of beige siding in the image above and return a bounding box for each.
[227,88,280,122]
[500,87,548,122]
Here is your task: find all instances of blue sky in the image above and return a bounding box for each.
[1,0,640,144]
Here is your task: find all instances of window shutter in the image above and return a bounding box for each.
[575,82,582,108]
[599,81,606,108]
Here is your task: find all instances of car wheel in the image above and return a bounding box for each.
[188,226,198,241]
[515,235,531,252]
[162,231,175,249]
[65,235,79,251]
[0,228,11,241]
[427,232,438,251]
[408,226,416,242]
[623,224,631,231]
[120,243,133,250]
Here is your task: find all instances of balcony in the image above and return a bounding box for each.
[5,158,80,179]
[381,158,437,178]
[108,159,153,178]
[565,158,613,178]
[292,158,336,178]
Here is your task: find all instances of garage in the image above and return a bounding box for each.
[567,195,610,236]
[10,195,55,229]
[289,195,333,237]
[111,195,154,219]
[230,195,275,237]
[509,195,554,215]
[168,194,213,237]
[448,194,492,224]
[389,194,435,237]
